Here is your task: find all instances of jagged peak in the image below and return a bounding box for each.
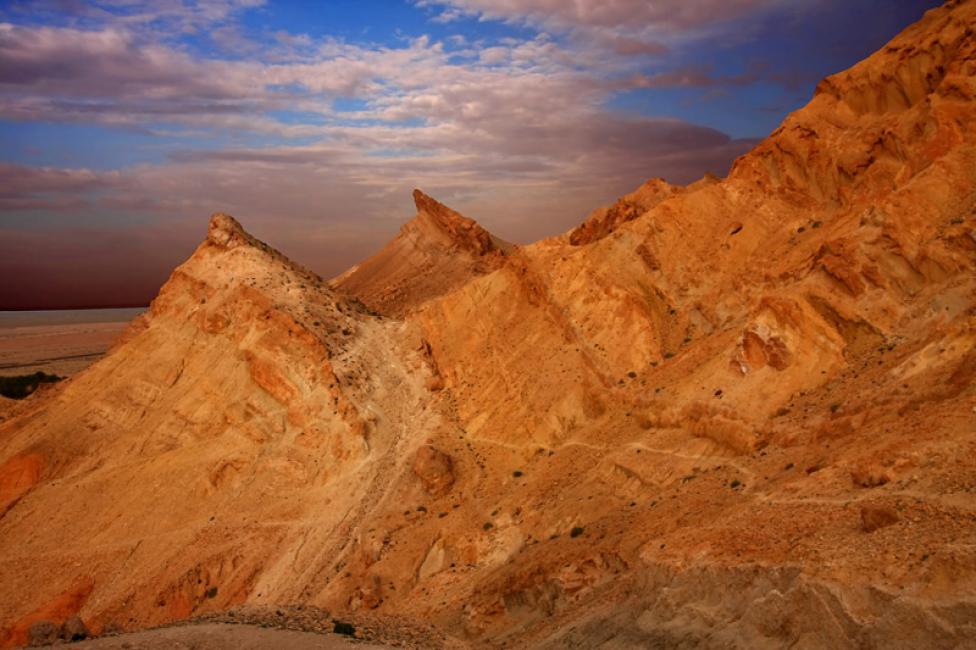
[809,1,971,117]
[207,212,256,249]
[331,190,512,317]
[412,188,454,219]
[724,0,975,206]
[410,189,511,256]
[196,211,323,289]
[147,211,340,327]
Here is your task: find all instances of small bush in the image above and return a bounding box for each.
[0,372,62,400]
[570,526,584,538]
[333,621,355,636]
[730,479,741,489]
[483,522,493,530]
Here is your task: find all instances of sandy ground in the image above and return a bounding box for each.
[35,624,390,649]
[0,310,141,377]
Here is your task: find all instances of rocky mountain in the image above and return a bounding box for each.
[1,2,975,648]
[332,190,512,317]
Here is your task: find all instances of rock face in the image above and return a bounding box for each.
[332,189,512,317]
[2,3,976,649]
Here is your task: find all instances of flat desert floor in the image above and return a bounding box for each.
[0,309,142,377]
[33,623,389,649]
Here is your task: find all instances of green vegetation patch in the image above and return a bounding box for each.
[0,372,62,400]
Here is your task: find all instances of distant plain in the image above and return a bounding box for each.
[0,309,142,377]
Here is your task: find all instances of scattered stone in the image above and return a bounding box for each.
[861,505,900,532]
[61,616,89,642]
[27,620,59,647]
[851,465,891,487]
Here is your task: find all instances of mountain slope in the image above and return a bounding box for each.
[403,1,976,643]
[0,214,444,646]
[332,190,512,317]
[1,2,975,649]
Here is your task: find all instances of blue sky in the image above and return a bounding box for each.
[0,0,941,308]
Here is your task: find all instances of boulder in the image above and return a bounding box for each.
[61,615,89,641]
[413,445,455,496]
[27,620,59,647]
[861,505,899,532]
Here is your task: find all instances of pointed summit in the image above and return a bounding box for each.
[333,189,511,317]
[411,189,513,257]
[206,212,252,249]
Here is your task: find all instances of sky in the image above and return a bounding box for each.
[0,0,942,309]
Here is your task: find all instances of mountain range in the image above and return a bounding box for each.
[1,2,975,647]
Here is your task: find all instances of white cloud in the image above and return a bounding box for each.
[0,1,762,277]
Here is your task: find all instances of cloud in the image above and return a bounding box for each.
[0,116,756,259]
[0,0,779,307]
[0,22,282,126]
[624,64,762,89]
[2,0,267,36]
[417,0,789,56]
[421,0,782,31]
[0,12,760,234]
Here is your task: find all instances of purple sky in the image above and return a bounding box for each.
[0,0,940,309]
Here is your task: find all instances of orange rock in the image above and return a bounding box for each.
[412,445,455,496]
[861,505,900,533]
[0,578,93,648]
[332,189,512,317]
[0,453,43,513]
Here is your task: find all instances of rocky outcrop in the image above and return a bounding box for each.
[411,190,505,259]
[412,445,455,496]
[332,189,512,317]
[860,504,900,533]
